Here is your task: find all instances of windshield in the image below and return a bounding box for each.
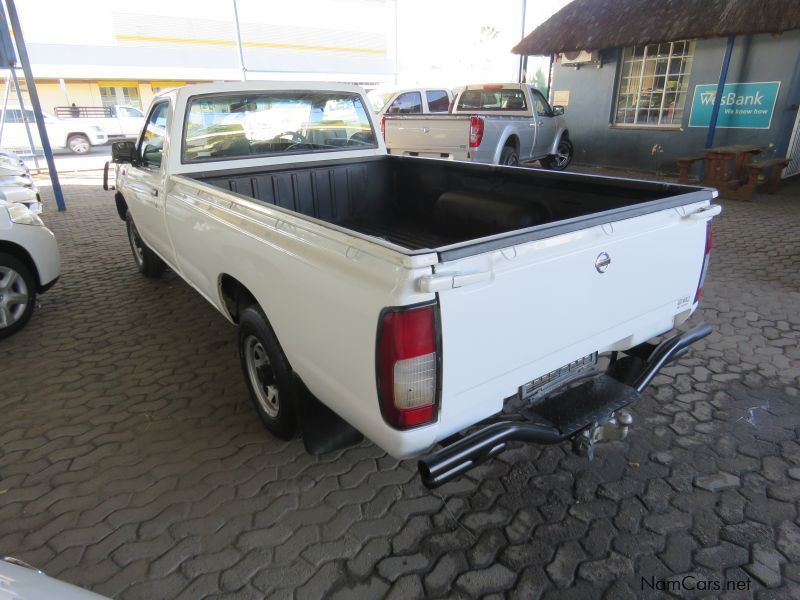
[183,91,377,163]
[456,88,528,111]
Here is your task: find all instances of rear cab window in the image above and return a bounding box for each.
[182,91,377,163]
[456,87,528,111]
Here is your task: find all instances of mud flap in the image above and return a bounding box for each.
[294,375,363,455]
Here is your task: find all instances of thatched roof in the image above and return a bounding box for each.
[513,0,800,55]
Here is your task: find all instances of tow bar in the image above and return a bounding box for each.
[418,322,713,488]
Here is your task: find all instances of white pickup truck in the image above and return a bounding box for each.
[108,82,719,487]
[54,104,145,142]
[0,108,107,154]
[384,83,572,169]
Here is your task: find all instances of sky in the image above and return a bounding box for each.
[393,0,572,88]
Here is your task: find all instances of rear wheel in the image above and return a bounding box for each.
[541,139,573,171]
[67,134,90,154]
[500,145,519,166]
[126,211,166,278]
[0,252,36,340]
[238,305,297,439]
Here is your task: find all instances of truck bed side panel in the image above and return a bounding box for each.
[164,176,441,457]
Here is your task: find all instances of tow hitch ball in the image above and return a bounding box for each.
[571,410,633,460]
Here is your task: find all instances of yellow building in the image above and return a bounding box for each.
[15,0,395,114]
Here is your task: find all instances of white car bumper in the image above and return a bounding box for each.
[0,205,60,288]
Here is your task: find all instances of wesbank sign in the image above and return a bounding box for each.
[689,82,780,129]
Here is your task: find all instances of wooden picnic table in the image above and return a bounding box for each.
[703,144,763,188]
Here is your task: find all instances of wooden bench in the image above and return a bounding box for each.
[724,158,791,201]
[677,155,706,184]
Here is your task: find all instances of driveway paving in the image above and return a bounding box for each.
[0,177,798,598]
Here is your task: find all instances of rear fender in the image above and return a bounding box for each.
[547,126,569,156]
[492,126,522,164]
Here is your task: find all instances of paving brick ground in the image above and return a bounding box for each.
[0,175,798,599]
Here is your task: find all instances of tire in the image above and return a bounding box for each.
[541,138,573,171]
[500,145,519,166]
[125,211,166,278]
[238,305,297,439]
[0,252,36,340]
[67,134,90,154]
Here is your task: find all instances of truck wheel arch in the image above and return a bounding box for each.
[219,273,257,324]
[504,134,520,155]
[0,240,41,289]
[495,134,520,165]
[114,191,128,221]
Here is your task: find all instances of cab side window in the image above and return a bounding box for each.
[532,90,553,117]
[139,102,169,168]
[387,92,422,114]
[426,90,450,112]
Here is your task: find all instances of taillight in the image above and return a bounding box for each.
[377,304,439,429]
[694,222,713,303]
[380,116,385,137]
[469,115,484,148]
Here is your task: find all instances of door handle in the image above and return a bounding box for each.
[150,187,159,197]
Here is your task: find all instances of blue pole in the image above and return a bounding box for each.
[4,0,66,211]
[705,35,735,149]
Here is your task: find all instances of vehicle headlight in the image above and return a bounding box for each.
[7,203,44,226]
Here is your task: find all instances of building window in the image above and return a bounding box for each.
[614,40,695,127]
[99,85,141,110]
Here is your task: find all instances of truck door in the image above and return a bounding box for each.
[531,89,557,159]
[124,101,175,264]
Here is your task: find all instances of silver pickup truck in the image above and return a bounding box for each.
[383,83,572,169]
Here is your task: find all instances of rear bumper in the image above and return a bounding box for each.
[418,322,713,488]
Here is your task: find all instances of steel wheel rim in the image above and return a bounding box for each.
[70,138,89,153]
[244,334,280,418]
[128,221,145,266]
[0,266,29,328]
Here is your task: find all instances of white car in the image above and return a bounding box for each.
[0,160,40,213]
[0,108,107,154]
[0,149,27,171]
[0,200,59,339]
[0,557,110,599]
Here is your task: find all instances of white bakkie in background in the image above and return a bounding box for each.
[0,108,107,154]
[108,81,720,488]
[370,87,454,118]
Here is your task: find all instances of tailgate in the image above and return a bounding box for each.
[432,201,718,433]
[385,116,469,153]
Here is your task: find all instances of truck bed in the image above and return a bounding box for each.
[189,155,708,259]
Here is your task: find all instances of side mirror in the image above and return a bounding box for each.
[552,105,565,116]
[112,140,136,164]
